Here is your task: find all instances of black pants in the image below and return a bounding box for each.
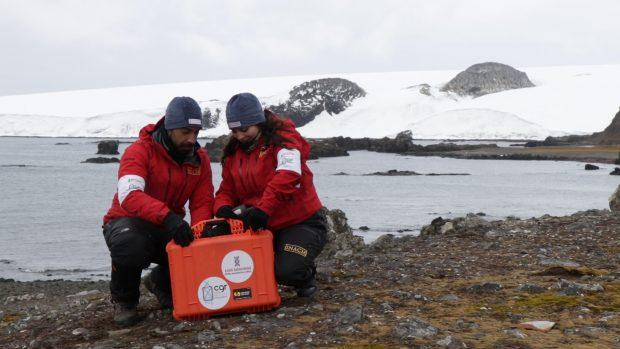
[102,217,171,306]
[273,211,328,288]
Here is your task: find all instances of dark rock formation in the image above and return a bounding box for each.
[365,169,421,176]
[97,140,119,155]
[307,140,349,159]
[81,157,120,164]
[204,135,228,163]
[524,135,594,147]
[441,62,535,97]
[585,164,600,170]
[55,142,70,145]
[202,108,222,129]
[596,108,620,145]
[610,167,620,175]
[270,78,366,127]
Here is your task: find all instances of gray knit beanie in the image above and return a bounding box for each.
[164,96,203,130]
[225,93,265,128]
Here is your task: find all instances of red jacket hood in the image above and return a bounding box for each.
[138,117,164,141]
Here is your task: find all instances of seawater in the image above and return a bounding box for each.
[0,137,617,281]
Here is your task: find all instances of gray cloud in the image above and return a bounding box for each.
[1,0,619,95]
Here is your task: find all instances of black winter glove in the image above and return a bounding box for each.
[215,205,239,219]
[163,212,194,247]
[241,207,269,231]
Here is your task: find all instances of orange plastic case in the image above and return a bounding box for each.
[166,219,281,320]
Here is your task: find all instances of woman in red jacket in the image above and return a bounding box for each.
[214,92,326,297]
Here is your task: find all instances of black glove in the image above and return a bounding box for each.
[163,212,194,247]
[215,205,239,219]
[241,207,269,231]
[201,219,231,238]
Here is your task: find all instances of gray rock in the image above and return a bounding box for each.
[557,279,604,295]
[197,330,219,342]
[319,208,365,260]
[436,335,467,348]
[333,304,364,325]
[540,259,580,267]
[610,185,620,212]
[504,328,527,339]
[107,328,132,337]
[439,294,460,302]
[441,62,535,97]
[465,282,502,294]
[90,339,121,349]
[71,327,89,336]
[392,317,438,339]
[517,284,546,294]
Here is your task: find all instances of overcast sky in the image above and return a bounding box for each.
[1,0,619,96]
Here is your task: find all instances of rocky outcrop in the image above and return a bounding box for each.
[610,185,620,212]
[97,140,119,155]
[81,157,120,164]
[202,108,222,129]
[204,135,228,163]
[307,140,350,159]
[441,62,535,97]
[585,164,600,170]
[596,108,620,145]
[270,78,366,127]
[318,207,365,261]
[524,134,595,147]
[611,167,620,175]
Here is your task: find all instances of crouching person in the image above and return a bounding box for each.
[214,92,327,298]
[102,96,214,326]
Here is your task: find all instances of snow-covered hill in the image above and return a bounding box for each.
[0,64,619,139]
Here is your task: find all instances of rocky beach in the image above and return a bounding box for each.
[2,187,620,349]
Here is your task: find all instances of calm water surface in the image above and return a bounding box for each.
[0,137,617,281]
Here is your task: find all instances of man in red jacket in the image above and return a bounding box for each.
[102,96,214,326]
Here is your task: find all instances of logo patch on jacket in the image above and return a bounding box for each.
[258,146,270,158]
[283,244,308,257]
[187,167,201,175]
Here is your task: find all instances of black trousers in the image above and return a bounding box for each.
[102,217,171,306]
[273,211,328,288]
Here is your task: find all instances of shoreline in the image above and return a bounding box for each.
[2,208,619,348]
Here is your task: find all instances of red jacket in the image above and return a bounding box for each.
[214,119,322,231]
[103,118,214,227]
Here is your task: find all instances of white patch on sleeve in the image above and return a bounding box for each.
[118,175,146,205]
[276,148,301,175]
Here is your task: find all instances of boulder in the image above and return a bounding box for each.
[585,164,599,170]
[97,140,119,155]
[610,167,620,176]
[270,78,366,127]
[610,185,620,212]
[318,208,365,261]
[441,62,535,97]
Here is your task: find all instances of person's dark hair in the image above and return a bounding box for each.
[221,110,291,164]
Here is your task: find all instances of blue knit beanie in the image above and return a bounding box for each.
[225,93,265,128]
[164,96,203,130]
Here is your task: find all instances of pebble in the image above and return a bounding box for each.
[107,328,132,337]
[436,335,467,348]
[276,313,286,319]
[518,320,555,332]
[504,328,527,339]
[197,330,218,342]
[210,320,222,331]
[71,327,89,336]
[439,294,460,302]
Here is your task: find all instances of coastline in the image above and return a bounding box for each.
[2,208,619,348]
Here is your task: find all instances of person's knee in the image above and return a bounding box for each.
[275,260,313,287]
[108,231,150,269]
